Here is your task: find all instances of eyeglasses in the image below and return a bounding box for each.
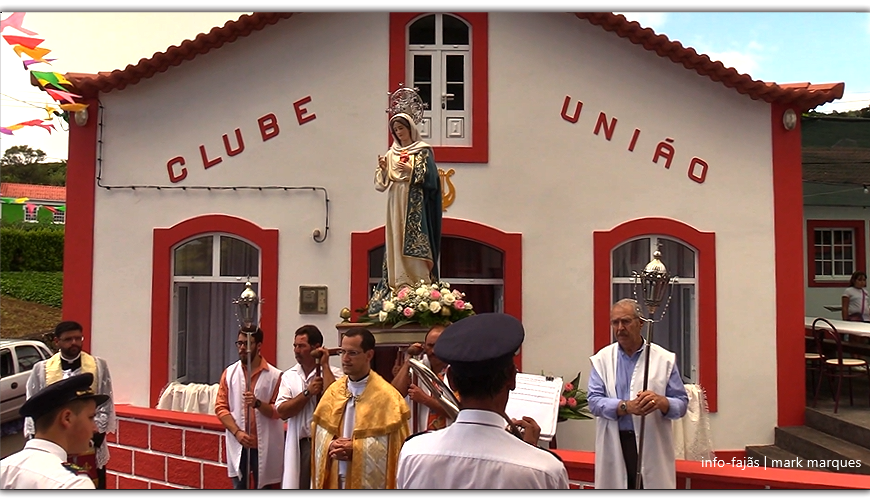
[235,341,258,348]
[58,335,85,343]
[337,349,364,357]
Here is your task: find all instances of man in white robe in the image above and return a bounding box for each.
[215,328,284,489]
[275,325,342,489]
[588,299,688,489]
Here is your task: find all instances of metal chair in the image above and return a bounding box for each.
[812,318,870,413]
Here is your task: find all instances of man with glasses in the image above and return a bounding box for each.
[587,298,688,489]
[215,328,284,489]
[24,321,116,489]
[311,327,410,489]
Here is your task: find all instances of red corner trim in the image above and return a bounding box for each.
[63,97,98,354]
[150,215,278,407]
[389,13,488,163]
[593,217,718,412]
[772,103,806,427]
[805,220,866,288]
[350,218,522,367]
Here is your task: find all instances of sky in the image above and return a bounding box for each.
[1,10,868,162]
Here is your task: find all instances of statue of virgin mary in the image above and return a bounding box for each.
[370,88,441,310]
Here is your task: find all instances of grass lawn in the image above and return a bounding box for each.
[0,295,61,340]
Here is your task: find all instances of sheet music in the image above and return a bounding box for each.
[504,373,563,442]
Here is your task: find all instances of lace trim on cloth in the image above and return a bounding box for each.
[672,384,714,461]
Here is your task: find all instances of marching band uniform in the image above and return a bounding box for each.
[397,313,569,489]
[1,373,109,489]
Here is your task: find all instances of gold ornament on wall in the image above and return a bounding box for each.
[439,168,455,212]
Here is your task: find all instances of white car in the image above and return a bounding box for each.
[0,339,53,424]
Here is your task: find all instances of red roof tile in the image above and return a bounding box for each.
[0,183,66,201]
[62,12,842,111]
[575,13,843,111]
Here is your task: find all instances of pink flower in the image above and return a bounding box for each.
[568,397,577,407]
[397,288,409,300]
[430,290,441,300]
[454,299,465,310]
[403,307,414,318]
[559,396,567,406]
[564,382,574,391]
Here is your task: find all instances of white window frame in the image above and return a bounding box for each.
[611,236,699,383]
[407,13,471,147]
[170,233,261,383]
[812,227,856,282]
[23,206,38,223]
[52,210,65,224]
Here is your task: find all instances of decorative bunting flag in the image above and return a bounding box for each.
[59,103,88,113]
[0,13,38,36]
[44,105,59,120]
[2,34,44,49]
[12,44,51,62]
[22,58,55,69]
[0,119,56,135]
[42,205,57,213]
[0,127,12,135]
[31,70,71,88]
[0,197,14,204]
[24,203,36,214]
[57,205,66,212]
[45,88,81,104]
[15,198,29,204]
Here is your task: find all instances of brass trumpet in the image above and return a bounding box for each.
[408,358,460,421]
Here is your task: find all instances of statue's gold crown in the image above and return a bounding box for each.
[386,84,427,125]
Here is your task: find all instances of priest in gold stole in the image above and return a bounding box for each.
[311,327,410,489]
[25,321,116,489]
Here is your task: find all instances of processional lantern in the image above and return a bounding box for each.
[234,281,260,333]
[631,248,678,490]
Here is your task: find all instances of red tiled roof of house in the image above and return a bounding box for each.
[0,183,66,201]
[60,12,842,111]
[574,13,843,111]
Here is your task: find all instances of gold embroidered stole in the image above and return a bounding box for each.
[311,371,410,489]
[45,352,98,393]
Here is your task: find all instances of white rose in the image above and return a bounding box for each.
[415,286,429,298]
[464,302,473,310]
[440,288,450,296]
[382,301,395,313]
[442,292,456,305]
[442,281,450,289]
[378,311,389,322]
[429,301,441,314]
[417,301,428,312]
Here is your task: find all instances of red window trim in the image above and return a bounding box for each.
[149,215,278,407]
[593,217,718,412]
[389,13,488,164]
[805,219,866,288]
[350,218,521,368]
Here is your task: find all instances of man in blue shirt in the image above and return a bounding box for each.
[588,298,688,489]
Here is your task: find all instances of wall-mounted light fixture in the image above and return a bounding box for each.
[74,108,88,127]
[782,109,797,131]
[864,184,869,195]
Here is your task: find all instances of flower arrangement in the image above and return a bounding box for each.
[358,280,476,328]
[558,372,593,421]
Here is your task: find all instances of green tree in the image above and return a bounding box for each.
[0,145,66,186]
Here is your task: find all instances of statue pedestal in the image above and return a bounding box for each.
[335,322,431,383]
[334,322,430,346]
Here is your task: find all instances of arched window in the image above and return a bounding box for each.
[407,14,471,147]
[612,237,698,383]
[172,234,260,384]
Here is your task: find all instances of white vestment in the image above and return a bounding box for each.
[590,343,677,489]
[224,361,284,488]
[275,363,342,489]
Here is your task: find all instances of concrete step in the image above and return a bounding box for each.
[775,426,870,475]
[805,407,870,450]
[745,445,826,472]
